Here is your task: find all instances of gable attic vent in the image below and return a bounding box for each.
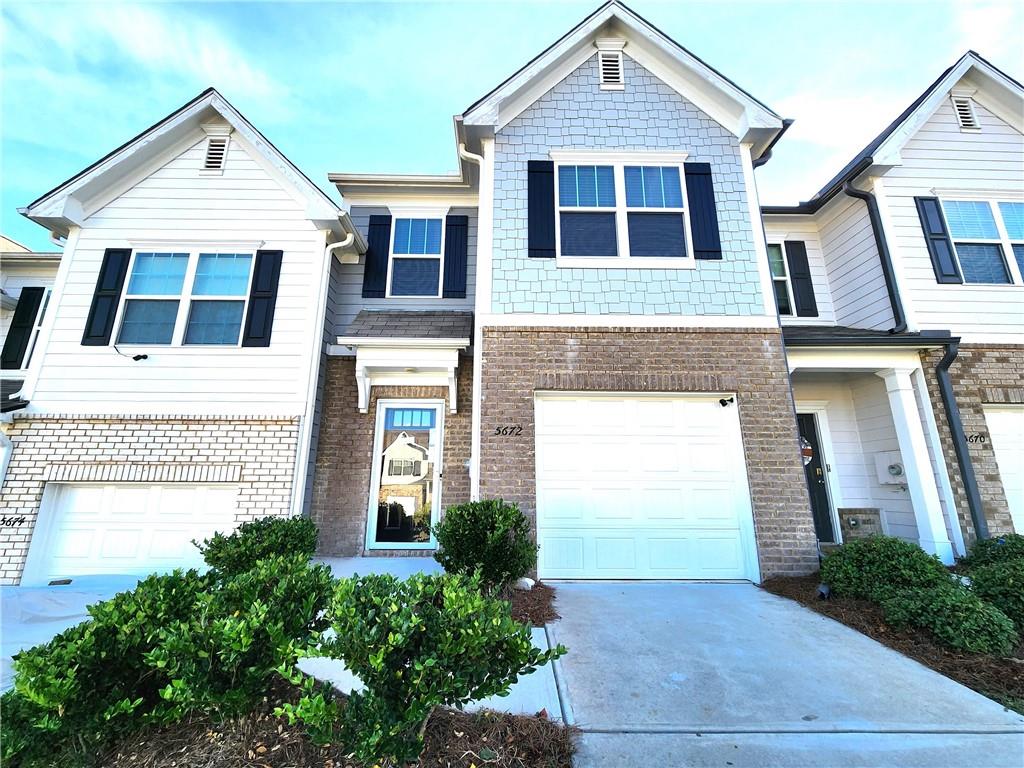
[203,136,229,171]
[598,51,624,89]
[951,96,980,130]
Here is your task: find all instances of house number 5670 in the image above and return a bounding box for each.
[494,425,523,437]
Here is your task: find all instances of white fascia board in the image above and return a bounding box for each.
[786,347,936,373]
[333,337,470,350]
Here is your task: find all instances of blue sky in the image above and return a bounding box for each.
[2,0,1022,250]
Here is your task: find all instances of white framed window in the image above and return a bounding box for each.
[766,244,793,315]
[940,198,1024,285]
[551,151,694,269]
[385,208,448,298]
[20,288,51,369]
[114,249,255,346]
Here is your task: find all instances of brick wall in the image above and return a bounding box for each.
[479,326,820,578]
[0,415,299,584]
[491,55,762,316]
[310,356,473,557]
[920,344,1024,542]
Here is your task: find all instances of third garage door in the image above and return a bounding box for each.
[535,394,759,580]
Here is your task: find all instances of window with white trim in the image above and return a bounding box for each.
[20,288,50,369]
[766,244,793,315]
[388,218,444,297]
[941,199,1022,285]
[553,153,693,265]
[115,250,254,345]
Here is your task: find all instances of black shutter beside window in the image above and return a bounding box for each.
[241,249,283,347]
[1,287,45,369]
[684,163,722,260]
[527,160,556,258]
[82,248,131,346]
[915,197,963,284]
[442,214,469,298]
[784,240,818,318]
[362,215,393,297]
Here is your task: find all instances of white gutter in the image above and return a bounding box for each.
[290,229,356,518]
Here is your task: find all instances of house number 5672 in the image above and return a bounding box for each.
[494,425,523,437]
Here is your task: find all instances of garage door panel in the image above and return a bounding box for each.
[985,406,1024,534]
[536,394,757,580]
[23,483,241,585]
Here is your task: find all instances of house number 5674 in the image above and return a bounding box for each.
[494,425,523,437]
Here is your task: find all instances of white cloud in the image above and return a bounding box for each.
[951,0,1023,67]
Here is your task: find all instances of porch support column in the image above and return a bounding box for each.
[878,368,954,564]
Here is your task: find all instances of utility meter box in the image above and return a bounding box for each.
[874,451,906,485]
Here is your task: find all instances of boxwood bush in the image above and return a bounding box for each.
[880,584,1018,655]
[969,559,1024,634]
[432,499,537,590]
[820,535,952,601]
[961,534,1024,569]
[2,555,333,768]
[195,515,318,576]
[278,571,565,765]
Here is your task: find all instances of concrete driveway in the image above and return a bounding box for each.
[548,582,1024,767]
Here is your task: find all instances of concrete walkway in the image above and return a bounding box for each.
[548,582,1024,767]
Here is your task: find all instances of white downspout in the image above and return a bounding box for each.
[290,230,355,517]
[458,143,484,166]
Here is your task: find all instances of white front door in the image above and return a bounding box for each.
[985,405,1024,533]
[535,393,759,580]
[22,483,239,585]
[367,400,445,549]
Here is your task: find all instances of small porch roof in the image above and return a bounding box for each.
[336,311,473,347]
[783,325,956,349]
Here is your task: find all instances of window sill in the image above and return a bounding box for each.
[555,256,697,270]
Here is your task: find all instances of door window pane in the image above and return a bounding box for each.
[117,300,179,344]
[184,300,245,344]
[126,253,188,295]
[957,243,1010,284]
[192,253,252,295]
[942,200,998,239]
[375,406,439,544]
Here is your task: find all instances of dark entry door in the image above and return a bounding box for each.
[797,413,836,543]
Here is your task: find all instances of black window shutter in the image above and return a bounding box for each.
[915,197,963,284]
[362,215,393,297]
[241,250,283,347]
[684,163,722,260]
[784,241,818,317]
[527,160,556,258]
[442,214,469,298]
[82,248,131,346]
[1,287,45,369]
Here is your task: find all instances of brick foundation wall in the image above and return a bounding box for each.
[0,415,300,584]
[920,344,1024,542]
[479,327,820,578]
[310,356,473,557]
[837,508,883,540]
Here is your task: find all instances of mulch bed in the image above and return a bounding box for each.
[762,573,1024,714]
[508,582,560,627]
[98,687,576,768]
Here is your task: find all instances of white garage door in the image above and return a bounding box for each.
[985,406,1024,534]
[22,484,239,586]
[535,394,759,580]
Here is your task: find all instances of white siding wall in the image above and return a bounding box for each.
[817,197,895,330]
[331,205,477,335]
[761,218,835,325]
[28,136,328,415]
[882,95,1024,341]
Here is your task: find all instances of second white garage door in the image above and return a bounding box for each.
[985,406,1024,534]
[21,484,240,586]
[535,394,759,580]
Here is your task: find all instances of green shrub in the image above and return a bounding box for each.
[278,571,565,765]
[961,534,1024,569]
[432,499,537,590]
[820,536,951,601]
[970,559,1024,633]
[880,584,1018,655]
[195,515,318,576]
[4,556,333,767]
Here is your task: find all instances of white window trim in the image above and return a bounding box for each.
[939,198,1024,286]
[385,206,450,299]
[549,150,696,270]
[113,248,256,347]
[366,398,445,551]
[765,242,795,316]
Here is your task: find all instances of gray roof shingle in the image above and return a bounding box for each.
[341,311,473,341]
